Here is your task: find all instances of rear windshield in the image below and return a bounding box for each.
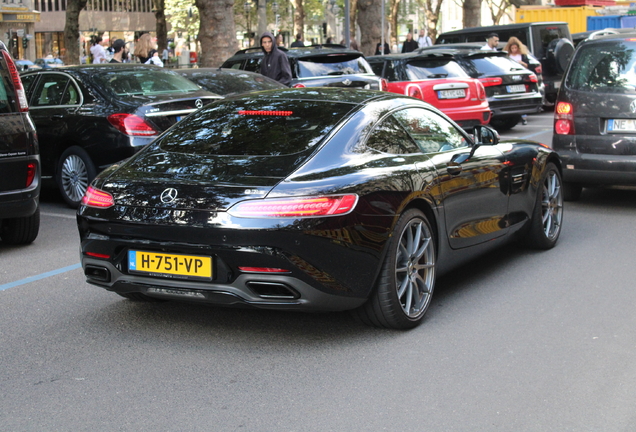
[566,41,636,93]
[156,99,354,156]
[93,69,201,96]
[186,72,284,96]
[297,54,373,78]
[405,59,468,80]
[462,55,527,77]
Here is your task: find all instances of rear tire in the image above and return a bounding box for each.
[0,207,40,245]
[522,163,563,250]
[352,209,436,329]
[490,115,520,131]
[57,146,96,208]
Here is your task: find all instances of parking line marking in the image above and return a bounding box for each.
[519,131,550,140]
[41,212,77,220]
[0,263,81,291]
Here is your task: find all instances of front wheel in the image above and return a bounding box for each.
[353,209,436,329]
[56,146,97,208]
[522,162,563,250]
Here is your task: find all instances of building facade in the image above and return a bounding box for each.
[1,0,40,61]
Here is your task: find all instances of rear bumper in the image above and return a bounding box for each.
[82,256,367,312]
[558,148,636,185]
[442,103,492,127]
[489,94,542,117]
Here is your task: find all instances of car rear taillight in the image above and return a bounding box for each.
[407,85,423,100]
[107,113,158,136]
[380,78,389,92]
[476,81,487,100]
[526,73,538,83]
[229,194,358,218]
[1,51,28,112]
[238,267,291,273]
[25,162,36,187]
[81,186,115,208]
[555,101,574,135]
[292,83,306,88]
[479,77,503,87]
[534,64,542,75]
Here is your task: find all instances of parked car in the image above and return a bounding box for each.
[367,52,491,130]
[552,32,636,200]
[418,46,543,130]
[0,42,40,245]
[178,67,286,96]
[221,45,385,90]
[35,57,64,68]
[435,22,574,106]
[15,59,41,72]
[77,88,563,329]
[20,64,222,207]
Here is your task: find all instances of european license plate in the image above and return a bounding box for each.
[607,119,636,132]
[438,89,466,99]
[507,84,526,93]
[128,250,212,280]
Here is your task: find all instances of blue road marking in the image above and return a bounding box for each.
[0,263,81,291]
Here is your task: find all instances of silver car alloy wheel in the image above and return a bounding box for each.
[60,154,89,203]
[541,170,563,241]
[394,217,436,318]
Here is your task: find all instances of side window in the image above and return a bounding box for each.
[61,82,80,105]
[31,75,70,107]
[224,60,244,70]
[385,61,398,82]
[393,108,468,153]
[245,58,261,73]
[369,61,384,77]
[365,115,420,155]
[0,65,14,114]
[20,74,38,99]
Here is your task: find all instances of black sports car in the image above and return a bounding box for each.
[77,88,563,329]
[20,64,222,207]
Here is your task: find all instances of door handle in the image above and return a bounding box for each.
[51,114,64,120]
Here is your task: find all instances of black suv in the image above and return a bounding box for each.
[553,32,636,200]
[221,45,384,90]
[419,47,542,130]
[436,22,574,106]
[0,42,40,245]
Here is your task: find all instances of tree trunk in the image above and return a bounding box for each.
[256,0,267,40]
[290,0,304,41]
[389,0,401,51]
[463,0,482,28]
[63,0,88,65]
[425,0,444,42]
[196,0,238,67]
[358,0,383,56]
[153,0,168,52]
[350,0,358,41]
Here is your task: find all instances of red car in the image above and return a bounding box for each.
[367,53,491,129]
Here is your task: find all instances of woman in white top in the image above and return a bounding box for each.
[504,36,529,68]
[90,36,107,64]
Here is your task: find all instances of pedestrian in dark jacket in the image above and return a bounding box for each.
[259,31,292,86]
[401,32,419,53]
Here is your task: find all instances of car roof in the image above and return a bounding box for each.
[577,30,636,45]
[179,67,264,77]
[416,46,509,59]
[223,87,405,105]
[23,63,177,75]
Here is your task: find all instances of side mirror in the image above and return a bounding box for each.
[473,125,499,146]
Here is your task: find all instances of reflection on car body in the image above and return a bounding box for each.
[78,88,564,329]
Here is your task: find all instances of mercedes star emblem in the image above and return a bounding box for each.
[195,99,203,109]
[630,99,636,114]
[160,188,178,203]
[343,79,352,86]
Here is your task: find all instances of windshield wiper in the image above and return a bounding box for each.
[427,73,448,78]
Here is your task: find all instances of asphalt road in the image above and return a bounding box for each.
[3,111,636,431]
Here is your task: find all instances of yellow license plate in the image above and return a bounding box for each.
[128,250,212,280]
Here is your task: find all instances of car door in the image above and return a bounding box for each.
[25,72,82,178]
[394,107,508,249]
